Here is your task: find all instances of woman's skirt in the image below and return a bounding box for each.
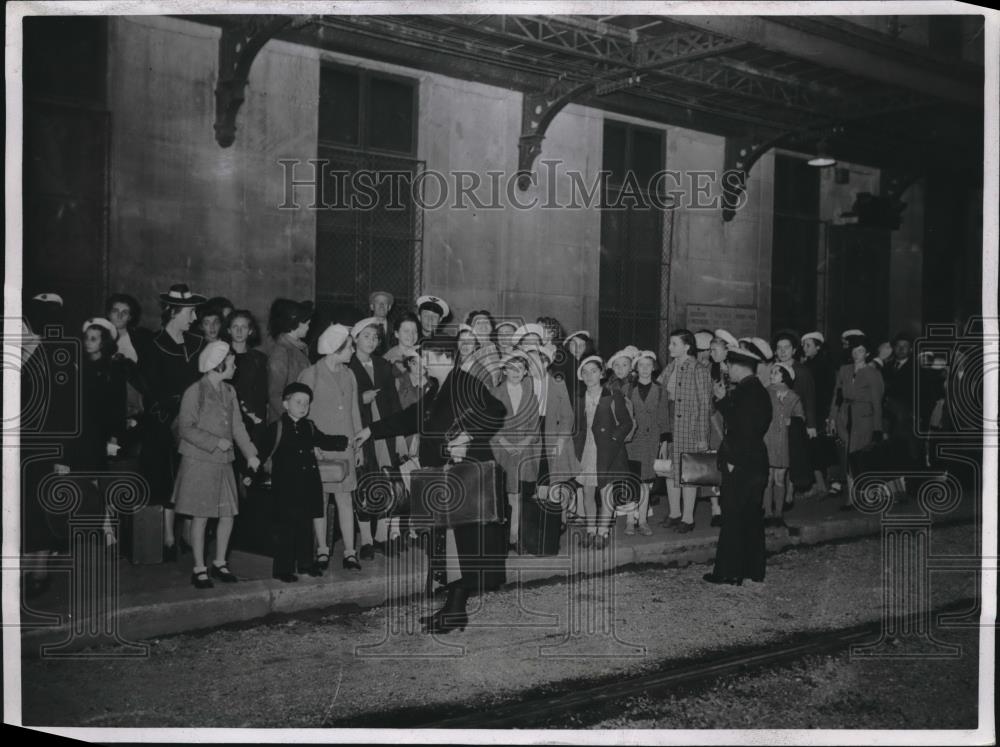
[172,457,239,518]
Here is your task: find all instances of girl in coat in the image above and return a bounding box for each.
[298,324,365,570]
[490,352,541,551]
[172,342,260,589]
[763,363,804,527]
[266,299,312,424]
[574,356,633,548]
[349,318,406,559]
[828,334,885,510]
[657,329,712,532]
[624,350,671,536]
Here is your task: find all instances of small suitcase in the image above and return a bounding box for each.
[519,494,562,556]
[123,505,164,565]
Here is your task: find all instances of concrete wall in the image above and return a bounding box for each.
[107,17,319,328]
[104,16,776,344]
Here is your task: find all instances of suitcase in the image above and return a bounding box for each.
[123,505,164,565]
[519,494,562,556]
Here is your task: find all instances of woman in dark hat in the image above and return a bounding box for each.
[827,334,885,510]
[266,298,313,424]
[139,283,208,560]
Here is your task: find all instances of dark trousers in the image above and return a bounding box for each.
[713,466,767,581]
[273,508,314,576]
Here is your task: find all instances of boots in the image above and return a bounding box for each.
[420,581,469,634]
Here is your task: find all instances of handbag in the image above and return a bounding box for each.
[679,450,722,487]
[410,459,501,528]
[316,451,350,486]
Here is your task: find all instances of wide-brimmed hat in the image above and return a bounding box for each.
[749,337,774,361]
[159,283,206,306]
[416,295,449,319]
[199,340,231,373]
[801,331,825,345]
[82,317,118,341]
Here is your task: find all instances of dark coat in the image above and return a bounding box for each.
[369,367,506,468]
[139,329,205,501]
[791,360,818,430]
[804,353,836,424]
[573,386,634,488]
[65,356,127,472]
[716,375,772,477]
[349,354,404,469]
[258,414,348,518]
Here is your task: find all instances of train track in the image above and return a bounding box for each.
[400,598,978,729]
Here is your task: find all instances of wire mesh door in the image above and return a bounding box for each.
[315,145,424,318]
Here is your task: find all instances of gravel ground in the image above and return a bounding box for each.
[19,525,980,729]
[586,627,981,730]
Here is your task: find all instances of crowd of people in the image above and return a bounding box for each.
[20,283,948,613]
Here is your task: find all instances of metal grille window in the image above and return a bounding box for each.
[316,65,422,316]
[599,120,666,356]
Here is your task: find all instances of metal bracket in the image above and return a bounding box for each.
[517,77,592,190]
[721,134,774,221]
[214,15,313,147]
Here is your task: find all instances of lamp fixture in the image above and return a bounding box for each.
[808,137,836,168]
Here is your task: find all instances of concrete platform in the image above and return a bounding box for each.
[18,487,977,656]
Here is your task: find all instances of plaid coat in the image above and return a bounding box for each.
[657,357,712,485]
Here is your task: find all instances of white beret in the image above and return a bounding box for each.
[317,323,351,355]
[714,329,739,348]
[82,317,118,341]
[513,323,545,347]
[694,331,713,351]
[750,337,774,361]
[606,349,635,369]
[775,360,796,381]
[632,350,658,369]
[350,317,381,339]
[33,293,64,306]
[564,330,592,347]
[801,331,825,345]
[576,354,605,380]
[198,340,231,373]
[841,328,865,339]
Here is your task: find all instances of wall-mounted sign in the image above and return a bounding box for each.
[686,304,759,338]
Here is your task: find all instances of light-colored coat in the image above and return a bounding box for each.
[657,356,712,485]
[829,363,884,453]
[541,372,580,482]
[491,376,541,485]
[267,334,311,424]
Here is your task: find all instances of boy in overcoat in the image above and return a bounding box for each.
[259,382,349,581]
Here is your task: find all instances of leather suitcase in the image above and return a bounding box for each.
[123,505,164,565]
[519,494,562,556]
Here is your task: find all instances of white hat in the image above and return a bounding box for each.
[726,346,761,365]
[317,323,351,355]
[416,295,449,319]
[606,349,635,369]
[714,329,739,348]
[750,337,773,361]
[694,331,713,351]
[801,331,825,345]
[576,354,604,380]
[457,323,475,335]
[633,350,658,369]
[513,323,545,347]
[775,360,796,381]
[564,330,592,347]
[841,328,865,339]
[32,292,64,306]
[495,320,519,332]
[622,345,640,358]
[350,317,381,339]
[82,317,118,341]
[198,340,231,373]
